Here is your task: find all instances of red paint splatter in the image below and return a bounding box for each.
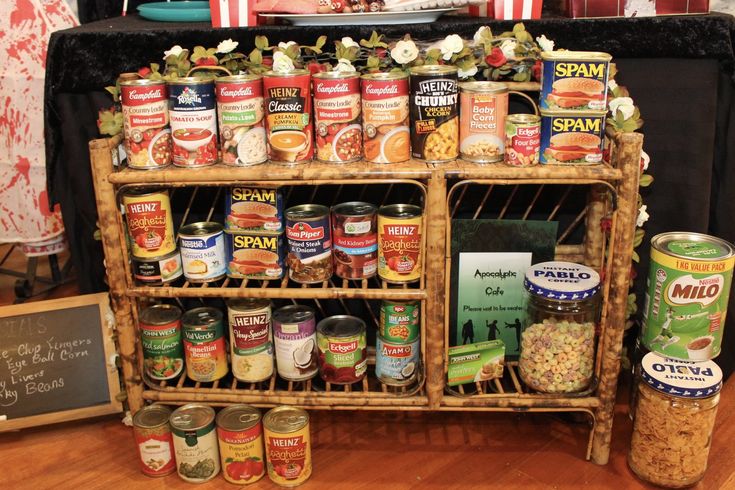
[37,190,53,216]
[15,156,30,182]
[11,0,37,28]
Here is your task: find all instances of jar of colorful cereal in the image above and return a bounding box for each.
[519,261,600,393]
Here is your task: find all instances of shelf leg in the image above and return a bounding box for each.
[584,184,608,270]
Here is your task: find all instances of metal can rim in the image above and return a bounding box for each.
[263,69,310,78]
[651,232,735,261]
[285,204,330,221]
[272,305,315,324]
[408,65,458,76]
[169,403,216,431]
[316,315,366,337]
[331,201,377,217]
[540,51,612,62]
[139,304,182,326]
[120,79,167,88]
[182,307,223,328]
[539,109,608,117]
[216,74,263,83]
[227,298,272,312]
[179,222,224,238]
[121,188,170,199]
[313,71,360,80]
[360,71,408,81]
[263,406,309,433]
[167,76,216,85]
[132,249,181,264]
[507,114,541,124]
[378,203,423,219]
[216,404,262,431]
[133,404,173,429]
[458,81,509,94]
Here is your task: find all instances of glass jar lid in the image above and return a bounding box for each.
[524,261,600,300]
[641,352,722,399]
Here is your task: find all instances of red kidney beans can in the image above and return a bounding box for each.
[133,404,176,477]
[285,204,333,284]
[168,76,218,167]
[504,114,541,167]
[331,202,377,280]
[313,71,362,163]
[409,65,459,163]
[120,79,172,169]
[263,70,313,165]
[216,75,267,166]
[360,72,410,164]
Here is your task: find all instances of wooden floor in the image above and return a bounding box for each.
[1,244,733,489]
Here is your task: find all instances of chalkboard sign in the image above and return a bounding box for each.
[0,293,122,431]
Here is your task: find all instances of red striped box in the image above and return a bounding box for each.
[567,0,709,17]
[468,0,543,19]
[210,0,258,27]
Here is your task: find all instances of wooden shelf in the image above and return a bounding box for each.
[444,161,623,182]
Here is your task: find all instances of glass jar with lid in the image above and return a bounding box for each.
[628,353,722,488]
[519,261,600,393]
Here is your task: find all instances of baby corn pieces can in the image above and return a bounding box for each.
[263,406,312,486]
[217,405,265,485]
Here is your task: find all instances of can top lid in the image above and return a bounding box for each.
[540,51,612,62]
[179,222,223,237]
[507,113,541,123]
[120,78,166,87]
[227,298,271,311]
[378,203,423,219]
[182,307,223,326]
[313,71,360,80]
[332,201,376,217]
[170,404,215,430]
[539,109,608,117]
[458,81,508,94]
[409,65,458,76]
[317,315,366,337]
[641,352,722,399]
[272,305,315,323]
[360,71,408,81]
[652,232,735,261]
[167,75,216,84]
[216,405,261,431]
[216,74,262,83]
[139,304,182,326]
[263,406,309,432]
[263,69,310,77]
[133,404,172,429]
[285,204,330,220]
[524,261,600,299]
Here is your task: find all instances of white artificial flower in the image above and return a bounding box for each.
[272,51,295,73]
[341,37,359,49]
[637,204,649,228]
[278,41,297,51]
[163,45,184,60]
[535,35,554,52]
[500,39,517,59]
[391,39,419,64]
[458,65,478,79]
[609,96,635,120]
[608,79,619,91]
[333,58,357,73]
[216,39,238,54]
[641,150,650,171]
[439,34,464,61]
[473,26,491,45]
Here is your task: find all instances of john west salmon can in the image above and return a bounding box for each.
[228,298,274,383]
[641,232,735,361]
[459,81,509,163]
[225,186,283,234]
[225,232,284,281]
[331,202,377,280]
[409,65,459,163]
[285,204,333,284]
[120,79,172,169]
[168,77,218,167]
[376,336,420,386]
[504,114,541,167]
[122,188,176,258]
[139,304,184,381]
[377,204,422,283]
[182,307,228,382]
[360,72,410,164]
[263,406,312,486]
[132,249,182,286]
[539,110,606,165]
[539,51,611,112]
[216,405,265,485]
[313,71,362,163]
[133,404,176,477]
[216,74,267,166]
[170,404,220,483]
[272,305,318,381]
[380,300,420,343]
[179,222,226,283]
[263,70,313,164]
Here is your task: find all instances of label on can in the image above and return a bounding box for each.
[123,190,176,258]
[273,308,318,381]
[285,207,333,284]
[459,85,508,163]
[376,336,420,386]
[313,73,362,163]
[133,406,176,477]
[361,73,410,164]
[539,52,611,112]
[263,70,313,164]
[263,408,311,486]
[216,76,267,166]
[377,205,422,283]
[169,79,218,167]
[332,203,377,280]
[225,187,283,234]
[316,316,367,385]
[380,300,420,343]
[132,250,182,285]
[409,66,459,162]
[171,422,220,483]
[229,301,274,383]
[225,232,284,280]
[180,225,227,282]
[504,115,541,167]
[539,111,605,165]
[217,412,265,485]
[120,80,171,169]
[140,308,184,381]
[182,308,228,382]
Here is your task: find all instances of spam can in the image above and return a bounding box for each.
[539,51,611,112]
[225,186,283,234]
[539,110,606,165]
[225,232,285,280]
[641,232,735,361]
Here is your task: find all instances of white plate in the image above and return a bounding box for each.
[259,8,456,26]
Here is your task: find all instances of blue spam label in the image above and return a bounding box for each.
[168,81,216,111]
[540,54,610,112]
[539,111,606,165]
[224,187,283,234]
[225,232,284,280]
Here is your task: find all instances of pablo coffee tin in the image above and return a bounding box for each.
[539,110,606,165]
[409,65,459,162]
[179,222,227,283]
[285,204,333,284]
[216,405,265,485]
[316,315,368,385]
[379,300,420,343]
[120,79,172,169]
[215,74,267,166]
[376,336,420,386]
[539,51,611,112]
[225,232,285,281]
[122,188,176,259]
[170,404,220,483]
[331,202,377,280]
[168,77,218,167]
[272,305,318,381]
[228,298,274,383]
[182,307,228,382]
[360,72,410,164]
[133,404,176,477]
[504,114,541,167]
[377,204,422,283]
[263,406,312,486]
[225,186,283,234]
[132,249,182,286]
[139,304,184,381]
[313,71,362,163]
[263,70,313,164]
[458,81,509,163]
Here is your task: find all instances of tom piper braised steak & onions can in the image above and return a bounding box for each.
[263,70,313,164]
[378,204,423,283]
[285,205,333,284]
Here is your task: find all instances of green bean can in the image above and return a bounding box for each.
[139,304,184,380]
[379,300,420,343]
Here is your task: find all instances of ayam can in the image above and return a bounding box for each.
[377,204,422,283]
[272,305,318,381]
[170,404,220,483]
[216,405,265,485]
[316,315,367,385]
[225,232,284,281]
[641,232,735,361]
[313,71,362,163]
[182,307,228,382]
[216,75,267,166]
[139,304,184,381]
[539,110,606,165]
[263,70,313,164]
[360,72,410,164]
[122,188,176,258]
[504,114,541,167]
[409,65,459,163]
[179,222,227,283]
[285,204,333,284]
[539,51,611,112]
[379,300,420,343]
[120,79,172,169]
[168,77,218,167]
[132,404,176,477]
[132,249,182,286]
[458,81,509,163]
[228,298,274,383]
[331,202,377,280]
[263,406,312,487]
[376,336,420,386]
[225,186,283,234]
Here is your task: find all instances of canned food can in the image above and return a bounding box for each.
[313,71,362,163]
[539,110,606,165]
[225,232,285,281]
[133,404,176,477]
[641,232,735,361]
[179,222,227,283]
[409,65,459,162]
[225,186,283,234]
[263,406,312,486]
[376,336,420,386]
[316,315,367,384]
[122,188,176,258]
[360,72,410,164]
[379,300,420,343]
[139,304,184,380]
[504,114,541,167]
[285,205,333,284]
[216,75,267,166]
[459,81,509,163]
[263,70,313,164]
[228,298,274,383]
[120,79,172,169]
[168,77,218,167]
[272,305,318,381]
[377,204,422,283]
[170,404,220,483]
[331,202,377,280]
[182,307,228,382]
[539,51,611,112]
[132,249,183,286]
[216,405,265,485]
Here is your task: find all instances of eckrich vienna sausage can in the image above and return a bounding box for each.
[263,70,313,164]
[409,65,459,162]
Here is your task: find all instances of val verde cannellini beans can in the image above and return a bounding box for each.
[641,232,735,361]
[182,307,228,382]
[170,404,220,483]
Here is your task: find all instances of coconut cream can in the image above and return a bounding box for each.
[272,305,318,381]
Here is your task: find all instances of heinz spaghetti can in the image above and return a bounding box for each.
[313,71,362,163]
[263,70,313,164]
[360,72,410,164]
[377,204,422,283]
[409,65,459,163]
[216,75,267,166]
[168,77,218,167]
[263,406,312,486]
[459,81,509,163]
[120,79,172,169]
[122,188,176,259]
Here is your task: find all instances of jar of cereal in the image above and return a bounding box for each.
[519,261,600,393]
[628,353,722,488]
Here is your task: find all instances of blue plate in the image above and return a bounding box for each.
[138,1,211,22]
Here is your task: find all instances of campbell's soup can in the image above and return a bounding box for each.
[272,305,318,381]
[228,298,274,383]
[132,404,176,477]
[313,72,362,163]
[182,307,228,382]
[332,202,377,280]
[216,75,267,166]
[263,70,313,164]
[360,72,410,164]
[409,65,459,163]
[120,79,172,169]
[179,222,227,283]
[263,406,312,486]
[378,204,423,283]
[132,249,183,286]
[380,300,420,343]
[139,304,184,381]
[168,77,218,167]
[225,186,283,234]
[170,404,220,483]
[285,204,333,284]
[459,81,509,163]
[122,188,176,258]
[376,336,420,386]
[504,114,541,167]
[216,405,265,485]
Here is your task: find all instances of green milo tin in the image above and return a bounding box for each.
[641,232,735,361]
[379,300,420,343]
[139,304,184,380]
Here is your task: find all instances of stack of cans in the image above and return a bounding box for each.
[375,300,421,386]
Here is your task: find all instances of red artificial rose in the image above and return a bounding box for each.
[137,66,152,77]
[485,47,507,68]
[262,56,273,67]
[376,47,387,59]
[195,57,217,67]
[532,59,542,81]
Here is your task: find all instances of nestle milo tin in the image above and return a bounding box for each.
[375,336,420,386]
[641,232,735,361]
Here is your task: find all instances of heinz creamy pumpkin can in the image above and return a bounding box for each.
[263,406,312,486]
[377,204,423,283]
[263,70,313,164]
